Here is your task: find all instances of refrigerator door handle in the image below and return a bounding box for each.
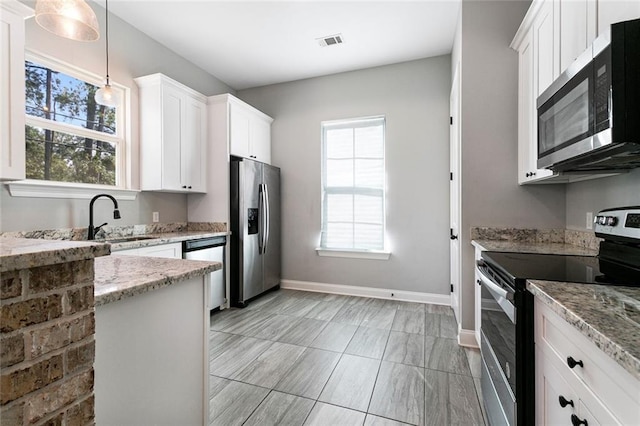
[264,183,270,254]
[258,183,265,254]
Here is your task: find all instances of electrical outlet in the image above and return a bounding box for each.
[152,212,159,223]
[586,212,593,229]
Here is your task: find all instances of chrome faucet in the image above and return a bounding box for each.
[88,194,121,240]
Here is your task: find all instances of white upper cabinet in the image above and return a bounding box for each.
[559,0,597,73]
[227,96,272,164]
[135,73,207,193]
[0,1,32,181]
[533,0,559,98]
[598,1,640,35]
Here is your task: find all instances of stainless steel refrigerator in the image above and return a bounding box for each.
[230,157,281,307]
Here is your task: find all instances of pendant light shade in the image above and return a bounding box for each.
[35,0,100,42]
[95,0,119,107]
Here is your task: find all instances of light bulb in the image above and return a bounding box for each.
[95,84,119,107]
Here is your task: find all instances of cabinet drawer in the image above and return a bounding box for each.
[535,300,640,424]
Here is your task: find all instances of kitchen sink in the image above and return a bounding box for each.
[105,236,155,243]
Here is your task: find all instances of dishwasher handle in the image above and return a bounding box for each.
[182,236,226,252]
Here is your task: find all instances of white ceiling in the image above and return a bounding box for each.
[106,1,461,90]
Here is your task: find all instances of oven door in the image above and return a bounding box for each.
[477,262,516,426]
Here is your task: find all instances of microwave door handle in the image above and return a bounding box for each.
[476,266,516,324]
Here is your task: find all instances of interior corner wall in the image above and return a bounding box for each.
[1,2,235,232]
[457,0,566,330]
[237,57,452,294]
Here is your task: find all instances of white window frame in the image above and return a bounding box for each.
[8,50,137,200]
[316,116,390,260]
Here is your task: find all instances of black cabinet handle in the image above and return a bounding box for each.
[182,185,187,189]
[477,279,481,286]
[567,356,584,369]
[571,414,588,426]
[188,186,192,189]
[526,172,531,177]
[559,396,574,408]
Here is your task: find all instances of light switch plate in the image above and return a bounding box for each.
[586,212,593,229]
[152,212,159,223]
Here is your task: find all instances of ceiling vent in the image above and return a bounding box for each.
[317,34,344,47]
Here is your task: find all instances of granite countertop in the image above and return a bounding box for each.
[472,240,598,256]
[94,255,221,306]
[103,231,229,251]
[0,237,110,272]
[527,280,640,381]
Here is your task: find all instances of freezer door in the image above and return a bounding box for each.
[263,164,281,291]
[241,160,264,301]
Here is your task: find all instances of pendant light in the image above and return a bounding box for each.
[95,0,118,107]
[35,0,99,42]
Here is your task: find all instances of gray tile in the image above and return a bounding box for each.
[319,354,381,412]
[210,308,247,331]
[245,291,282,310]
[274,348,341,399]
[383,331,424,367]
[303,402,366,426]
[360,308,396,330]
[395,301,425,312]
[220,310,274,335]
[439,314,458,339]
[424,336,471,376]
[246,314,301,340]
[209,378,269,426]
[364,414,411,426]
[425,303,454,316]
[369,361,425,425]
[332,303,371,326]
[474,376,488,425]
[424,313,441,337]
[209,374,231,398]
[391,310,425,335]
[233,342,305,388]
[355,297,387,309]
[210,336,272,378]
[464,347,482,378]
[304,300,346,321]
[310,322,358,352]
[423,369,449,426]
[449,372,484,425]
[345,327,390,359]
[279,298,321,317]
[278,318,328,346]
[209,331,243,360]
[243,391,315,426]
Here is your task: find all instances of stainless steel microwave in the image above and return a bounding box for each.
[537,18,640,172]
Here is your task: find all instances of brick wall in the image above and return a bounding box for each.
[1,260,95,425]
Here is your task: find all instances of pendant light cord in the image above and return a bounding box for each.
[105,0,110,85]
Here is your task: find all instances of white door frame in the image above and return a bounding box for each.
[449,63,462,326]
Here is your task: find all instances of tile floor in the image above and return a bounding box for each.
[209,289,485,426]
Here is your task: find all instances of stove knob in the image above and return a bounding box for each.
[606,216,618,226]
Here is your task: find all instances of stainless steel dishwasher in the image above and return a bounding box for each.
[182,236,226,310]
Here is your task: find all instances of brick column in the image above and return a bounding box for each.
[1,259,96,425]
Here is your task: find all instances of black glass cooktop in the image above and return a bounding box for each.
[481,252,640,288]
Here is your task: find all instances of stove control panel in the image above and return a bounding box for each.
[594,207,640,241]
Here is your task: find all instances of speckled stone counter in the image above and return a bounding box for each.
[0,236,110,272]
[94,255,221,306]
[472,240,598,256]
[527,280,640,381]
[104,231,228,251]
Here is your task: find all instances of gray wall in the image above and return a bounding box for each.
[1,2,234,232]
[566,170,640,230]
[456,0,566,330]
[238,57,452,294]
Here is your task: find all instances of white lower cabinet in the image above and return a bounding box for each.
[534,298,640,425]
[111,242,182,258]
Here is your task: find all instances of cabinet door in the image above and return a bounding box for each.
[560,0,593,73]
[598,0,640,36]
[137,242,182,259]
[183,96,207,192]
[534,0,559,97]
[251,117,271,164]
[518,30,535,184]
[161,86,184,191]
[0,2,28,181]
[229,103,251,159]
[536,349,579,425]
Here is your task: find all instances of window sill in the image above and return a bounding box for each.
[315,248,391,260]
[6,180,139,200]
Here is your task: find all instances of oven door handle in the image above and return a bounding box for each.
[476,266,516,324]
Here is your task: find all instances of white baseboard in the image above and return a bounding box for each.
[280,279,451,306]
[458,327,479,348]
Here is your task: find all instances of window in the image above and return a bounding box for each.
[320,117,387,256]
[24,54,125,187]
